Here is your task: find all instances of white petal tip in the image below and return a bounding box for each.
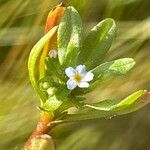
[78,82,89,88]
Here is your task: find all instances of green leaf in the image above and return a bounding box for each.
[28,26,58,103]
[70,58,135,96]
[41,86,71,112]
[70,97,85,108]
[58,6,83,67]
[85,90,145,111]
[45,57,65,81]
[41,96,62,112]
[92,58,135,81]
[78,18,116,69]
[55,90,150,122]
[109,58,136,75]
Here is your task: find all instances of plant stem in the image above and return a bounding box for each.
[22,111,55,150]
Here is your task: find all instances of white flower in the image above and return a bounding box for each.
[48,49,58,58]
[65,65,94,90]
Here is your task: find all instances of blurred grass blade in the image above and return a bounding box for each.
[58,6,83,67]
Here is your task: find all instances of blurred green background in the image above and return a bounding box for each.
[0,0,150,149]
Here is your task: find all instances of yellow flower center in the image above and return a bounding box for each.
[74,73,82,83]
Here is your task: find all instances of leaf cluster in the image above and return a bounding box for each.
[28,6,150,122]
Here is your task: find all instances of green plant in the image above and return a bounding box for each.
[24,3,150,150]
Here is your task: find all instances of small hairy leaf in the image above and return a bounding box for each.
[92,58,135,81]
[41,96,62,112]
[58,6,83,67]
[109,58,136,74]
[45,57,65,81]
[78,18,116,69]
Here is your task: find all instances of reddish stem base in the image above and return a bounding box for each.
[22,111,55,150]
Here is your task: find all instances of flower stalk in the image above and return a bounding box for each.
[25,2,150,150]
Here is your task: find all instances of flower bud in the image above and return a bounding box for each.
[45,3,66,33]
[39,3,66,78]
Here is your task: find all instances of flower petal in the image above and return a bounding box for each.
[78,82,89,88]
[65,67,76,78]
[82,72,94,82]
[67,79,77,90]
[76,65,87,75]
